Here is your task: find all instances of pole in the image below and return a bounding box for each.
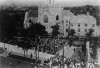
[97,48,100,64]
[63,43,64,68]
[86,41,90,62]
[38,47,39,60]
[37,44,39,68]
[8,44,9,52]
[35,44,37,68]
[36,46,38,68]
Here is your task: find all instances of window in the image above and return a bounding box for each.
[66,29,68,32]
[92,24,95,27]
[78,28,80,32]
[78,23,80,27]
[56,15,59,20]
[66,24,68,26]
[84,29,87,32]
[29,19,32,23]
[44,15,48,23]
[66,20,68,23]
[77,33,80,35]
[93,29,95,32]
[85,24,87,27]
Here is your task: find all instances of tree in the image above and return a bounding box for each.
[91,37,100,60]
[78,51,87,62]
[85,28,94,39]
[51,23,60,38]
[66,29,76,47]
[85,28,94,49]
[16,38,27,56]
[15,23,48,57]
[0,8,25,43]
[85,28,95,60]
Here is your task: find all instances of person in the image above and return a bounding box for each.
[49,59,52,68]
[86,62,92,68]
[64,64,67,68]
[81,62,84,68]
[87,62,94,68]
[74,48,75,52]
[75,62,81,68]
[69,62,75,68]
[30,53,33,58]
[4,48,7,54]
[8,51,12,55]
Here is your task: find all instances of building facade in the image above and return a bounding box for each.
[38,2,63,33]
[63,12,100,37]
[23,0,100,37]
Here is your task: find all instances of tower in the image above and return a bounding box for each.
[48,0,54,5]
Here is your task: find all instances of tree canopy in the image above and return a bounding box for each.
[15,23,48,49]
[51,23,60,38]
[85,28,94,38]
[66,29,76,46]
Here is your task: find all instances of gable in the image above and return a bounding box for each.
[42,10,52,16]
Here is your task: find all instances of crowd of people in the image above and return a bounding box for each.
[3,37,100,68]
[31,37,99,68]
[38,38,67,55]
[33,55,99,68]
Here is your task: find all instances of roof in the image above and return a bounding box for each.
[71,47,82,60]
[70,15,96,24]
[28,10,38,17]
[62,10,74,18]
[71,47,95,62]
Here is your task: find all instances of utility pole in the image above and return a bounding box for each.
[63,43,64,68]
[63,20,71,68]
[97,48,100,64]
[35,39,38,68]
[37,36,40,68]
[37,44,39,68]
[86,41,90,62]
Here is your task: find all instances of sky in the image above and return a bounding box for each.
[0,0,100,6]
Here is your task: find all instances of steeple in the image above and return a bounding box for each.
[49,0,51,4]
[48,0,54,5]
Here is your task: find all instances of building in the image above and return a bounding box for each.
[62,10,75,37]
[63,12,100,37]
[23,0,100,37]
[24,6,38,29]
[97,26,100,36]
[38,0,63,33]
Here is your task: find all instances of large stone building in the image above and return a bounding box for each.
[24,0,100,37]
[63,12,100,37]
[38,0,63,33]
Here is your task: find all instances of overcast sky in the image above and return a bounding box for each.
[0,0,100,6]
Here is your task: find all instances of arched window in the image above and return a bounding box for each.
[66,20,68,23]
[29,19,32,23]
[56,15,59,20]
[44,15,48,23]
